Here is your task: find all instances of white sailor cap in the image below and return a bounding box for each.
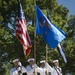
[53,60,59,63]
[40,60,46,63]
[27,58,34,62]
[13,59,19,63]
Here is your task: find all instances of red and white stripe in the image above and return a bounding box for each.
[16,18,32,57]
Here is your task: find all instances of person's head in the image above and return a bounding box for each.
[13,59,19,68]
[28,58,35,66]
[53,60,59,66]
[40,60,46,68]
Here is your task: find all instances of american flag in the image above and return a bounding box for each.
[16,0,32,58]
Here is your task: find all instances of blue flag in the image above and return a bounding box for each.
[35,6,66,48]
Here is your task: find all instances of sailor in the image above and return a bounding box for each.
[10,58,27,75]
[38,60,48,75]
[51,59,62,75]
[45,59,62,75]
[26,58,37,75]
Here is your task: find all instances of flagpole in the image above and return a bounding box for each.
[33,0,36,63]
[46,8,49,62]
[46,44,48,62]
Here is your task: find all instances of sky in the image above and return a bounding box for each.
[57,0,75,15]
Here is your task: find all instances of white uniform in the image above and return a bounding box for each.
[10,66,27,75]
[51,66,62,75]
[26,65,36,75]
[45,62,62,75]
[26,65,33,71]
[35,60,51,75]
[36,67,47,75]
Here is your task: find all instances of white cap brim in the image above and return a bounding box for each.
[53,60,58,63]
[27,58,34,62]
[13,59,19,63]
[40,60,46,63]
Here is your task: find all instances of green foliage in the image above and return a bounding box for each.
[0,0,75,75]
[65,15,75,73]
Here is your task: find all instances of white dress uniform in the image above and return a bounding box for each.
[51,66,62,75]
[26,58,38,75]
[10,66,27,75]
[35,60,49,75]
[45,62,62,75]
[26,64,38,75]
[36,67,47,75]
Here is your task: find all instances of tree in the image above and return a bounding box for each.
[64,15,75,73]
[1,0,74,74]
